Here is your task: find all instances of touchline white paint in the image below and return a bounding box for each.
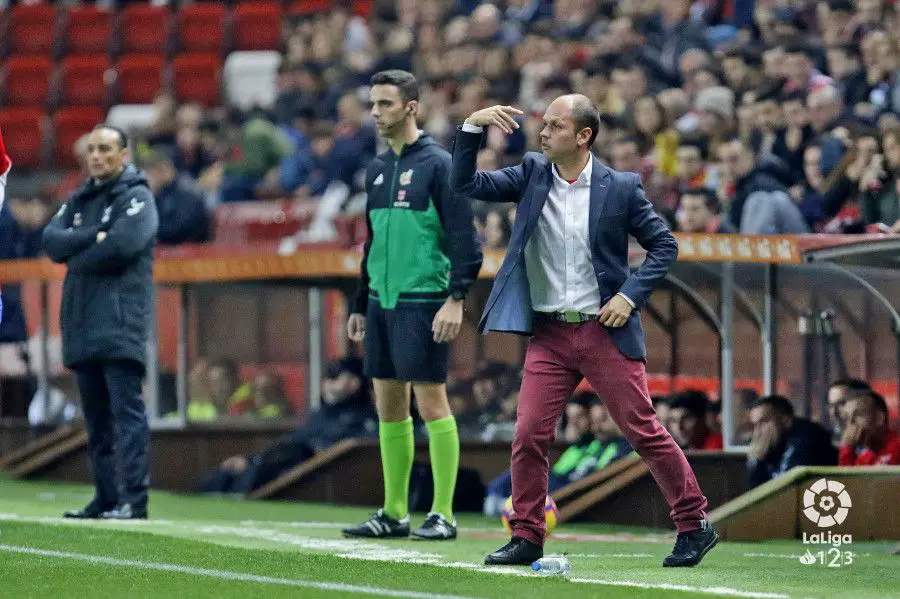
[0,544,482,599]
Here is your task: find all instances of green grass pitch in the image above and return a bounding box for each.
[0,479,895,598]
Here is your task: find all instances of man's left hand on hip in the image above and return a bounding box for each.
[598,295,633,328]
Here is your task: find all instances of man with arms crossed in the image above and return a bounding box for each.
[342,70,482,540]
[43,125,158,519]
[451,96,717,567]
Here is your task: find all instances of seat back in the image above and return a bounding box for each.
[9,5,57,56]
[63,6,114,56]
[172,53,222,106]
[177,4,226,54]
[116,54,166,105]
[60,55,111,107]
[121,5,171,55]
[3,56,53,107]
[0,108,45,169]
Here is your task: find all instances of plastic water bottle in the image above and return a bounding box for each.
[531,556,570,575]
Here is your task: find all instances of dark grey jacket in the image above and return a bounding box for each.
[42,165,159,368]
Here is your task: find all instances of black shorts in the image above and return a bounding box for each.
[364,298,449,383]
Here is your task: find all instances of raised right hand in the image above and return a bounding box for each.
[347,313,366,343]
[464,105,524,134]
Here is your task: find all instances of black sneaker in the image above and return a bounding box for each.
[663,520,719,567]
[484,536,543,565]
[63,500,113,519]
[99,503,148,520]
[410,512,457,540]
[342,509,410,539]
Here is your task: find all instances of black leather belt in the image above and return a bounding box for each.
[536,310,598,323]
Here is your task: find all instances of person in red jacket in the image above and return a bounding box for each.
[838,390,900,466]
[667,390,724,451]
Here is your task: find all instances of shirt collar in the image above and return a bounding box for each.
[552,154,593,186]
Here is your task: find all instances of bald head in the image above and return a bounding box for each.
[556,93,600,148]
[539,93,601,164]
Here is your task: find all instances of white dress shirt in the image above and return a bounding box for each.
[461,123,633,313]
[524,157,603,313]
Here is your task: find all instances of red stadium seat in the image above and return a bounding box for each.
[233,3,282,51]
[0,108,45,169]
[62,6,114,56]
[213,201,317,243]
[8,5,57,57]
[172,53,222,106]
[3,56,52,108]
[287,0,334,16]
[121,5,171,55]
[59,55,111,107]
[53,107,104,168]
[177,4,225,54]
[352,0,374,18]
[115,54,166,105]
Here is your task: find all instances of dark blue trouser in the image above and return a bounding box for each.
[74,359,150,510]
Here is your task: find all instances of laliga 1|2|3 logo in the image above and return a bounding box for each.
[799,478,854,567]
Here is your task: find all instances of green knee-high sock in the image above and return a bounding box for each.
[426,416,459,522]
[380,417,414,520]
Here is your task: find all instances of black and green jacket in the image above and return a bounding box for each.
[352,133,482,312]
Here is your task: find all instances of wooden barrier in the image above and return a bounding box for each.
[251,439,567,504]
[710,465,900,541]
[2,430,563,502]
[10,426,897,541]
[0,424,83,470]
[9,429,89,478]
[6,421,297,491]
[556,452,750,529]
[0,420,40,462]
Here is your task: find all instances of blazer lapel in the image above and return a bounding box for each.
[588,155,611,244]
[523,161,553,240]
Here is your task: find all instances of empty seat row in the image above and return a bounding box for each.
[2,53,223,109]
[0,106,105,169]
[3,3,285,58]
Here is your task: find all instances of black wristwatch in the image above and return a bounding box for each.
[450,290,466,302]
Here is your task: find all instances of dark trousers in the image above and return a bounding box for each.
[510,318,708,545]
[74,359,150,510]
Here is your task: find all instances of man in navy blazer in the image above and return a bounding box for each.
[451,95,717,568]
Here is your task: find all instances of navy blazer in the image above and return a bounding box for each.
[450,127,678,360]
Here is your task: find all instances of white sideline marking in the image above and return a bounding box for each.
[564,553,654,558]
[240,520,353,529]
[0,513,798,598]
[0,513,175,526]
[743,552,869,559]
[0,544,482,599]
[570,578,791,598]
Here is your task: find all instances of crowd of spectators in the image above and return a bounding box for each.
[8,0,900,250]
[5,1,900,487]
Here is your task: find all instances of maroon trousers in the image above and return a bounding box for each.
[509,317,708,546]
